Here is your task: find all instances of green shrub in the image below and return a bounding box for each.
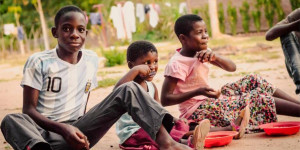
[251,10,261,32]
[290,0,300,10]
[263,0,275,28]
[274,0,285,21]
[227,3,237,35]
[251,0,262,32]
[239,1,250,33]
[218,3,225,33]
[102,48,126,67]
[96,77,120,88]
[198,4,211,36]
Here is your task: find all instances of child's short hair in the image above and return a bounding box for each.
[174,14,203,37]
[54,5,85,27]
[127,41,157,62]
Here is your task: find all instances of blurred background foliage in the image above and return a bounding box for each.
[0,0,298,67]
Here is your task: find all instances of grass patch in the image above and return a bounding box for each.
[98,70,123,76]
[95,77,121,89]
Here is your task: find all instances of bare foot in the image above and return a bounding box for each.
[159,141,193,150]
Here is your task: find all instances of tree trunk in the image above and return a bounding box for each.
[37,0,50,50]
[14,13,25,55]
[208,0,222,38]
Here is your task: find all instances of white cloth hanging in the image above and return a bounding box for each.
[136,3,145,23]
[123,1,136,39]
[4,24,16,35]
[149,4,159,28]
[179,2,187,14]
[109,6,126,39]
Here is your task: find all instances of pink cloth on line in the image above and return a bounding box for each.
[120,120,189,150]
[164,48,210,119]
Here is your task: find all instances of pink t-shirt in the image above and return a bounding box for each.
[164,49,210,119]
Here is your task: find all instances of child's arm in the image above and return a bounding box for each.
[161,76,220,106]
[196,49,236,72]
[266,19,300,41]
[114,64,151,89]
[22,86,87,149]
[152,82,160,103]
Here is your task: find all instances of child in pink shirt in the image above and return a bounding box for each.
[161,14,300,136]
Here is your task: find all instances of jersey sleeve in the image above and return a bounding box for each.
[21,55,43,90]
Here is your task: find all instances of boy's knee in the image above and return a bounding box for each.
[1,113,30,128]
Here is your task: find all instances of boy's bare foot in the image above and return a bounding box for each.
[232,105,250,139]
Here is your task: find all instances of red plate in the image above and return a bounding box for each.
[259,121,300,136]
[204,131,238,148]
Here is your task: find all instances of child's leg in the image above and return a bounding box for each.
[73,82,191,149]
[273,88,300,105]
[1,113,52,150]
[280,32,300,94]
[274,97,300,117]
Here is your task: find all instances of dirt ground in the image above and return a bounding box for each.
[0,41,300,150]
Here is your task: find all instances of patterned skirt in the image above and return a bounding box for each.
[188,74,278,133]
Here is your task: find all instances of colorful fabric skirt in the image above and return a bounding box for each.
[189,74,278,133]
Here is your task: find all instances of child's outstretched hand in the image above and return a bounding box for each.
[198,87,221,99]
[195,49,216,63]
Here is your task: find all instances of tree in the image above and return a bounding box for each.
[32,0,49,50]
[208,0,222,38]
[8,5,25,55]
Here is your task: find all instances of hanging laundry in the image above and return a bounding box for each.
[123,1,136,34]
[136,3,145,23]
[110,5,126,40]
[144,4,150,14]
[4,24,15,35]
[165,2,171,7]
[90,13,101,25]
[179,2,187,14]
[110,1,136,41]
[17,26,24,40]
[149,4,159,28]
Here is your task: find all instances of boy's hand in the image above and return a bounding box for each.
[195,49,216,63]
[60,124,90,150]
[197,87,221,99]
[134,65,151,78]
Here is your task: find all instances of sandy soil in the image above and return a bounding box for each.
[0,44,299,150]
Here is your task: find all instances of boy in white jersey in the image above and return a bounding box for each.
[1,5,192,150]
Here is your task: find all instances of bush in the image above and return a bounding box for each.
[274,0,285,21]
[239,1,250,33]
[218,3,225,33]
[102,48,126,67]
[263,0,275,28]
[251,10,261,32]
[251,0,262,32]
[227,3,237,35]
[198,4,211,36]
[290,0,300,10]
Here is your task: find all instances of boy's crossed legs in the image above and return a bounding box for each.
[1,82,191,150]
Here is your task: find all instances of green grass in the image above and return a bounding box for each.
[95,77,121,89]
[98,70,123,76]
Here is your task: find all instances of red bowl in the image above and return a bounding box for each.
[259,121,300,136]
[204,131,238,148]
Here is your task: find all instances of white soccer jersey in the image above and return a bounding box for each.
[21,48,99,122]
